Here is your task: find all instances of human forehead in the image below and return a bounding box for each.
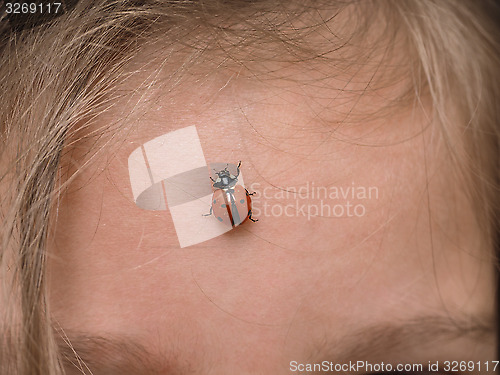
[48,29,496,375]
[91,47,423,254]
[54,41,493,311]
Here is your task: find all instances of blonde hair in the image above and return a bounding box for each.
[0,1,498,374]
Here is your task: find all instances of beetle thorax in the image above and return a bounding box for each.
[213,169,237,189]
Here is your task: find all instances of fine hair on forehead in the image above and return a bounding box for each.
[0,1,499,374]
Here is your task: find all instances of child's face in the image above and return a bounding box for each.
[48,48,495,374]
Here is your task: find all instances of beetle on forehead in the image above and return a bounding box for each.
[204,161,258,227]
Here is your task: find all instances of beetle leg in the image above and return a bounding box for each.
[235,161,241,177]
[203,206,213,217]
[248,210,258,222]
[245,188,256,196]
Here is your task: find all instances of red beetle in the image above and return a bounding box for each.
[204,161,257,227]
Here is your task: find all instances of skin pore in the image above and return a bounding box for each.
[46,23,495,375]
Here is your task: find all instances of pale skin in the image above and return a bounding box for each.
[47,42,496,374]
